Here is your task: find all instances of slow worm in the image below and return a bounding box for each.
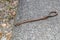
[15,11,58,26]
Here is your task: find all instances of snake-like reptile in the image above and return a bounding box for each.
[15,11,58,26]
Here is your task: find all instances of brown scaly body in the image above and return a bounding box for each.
[15,11,58,26]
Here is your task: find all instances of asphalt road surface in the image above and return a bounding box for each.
[13,0,60,40]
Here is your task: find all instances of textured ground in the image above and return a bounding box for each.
[13,0,60,40]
